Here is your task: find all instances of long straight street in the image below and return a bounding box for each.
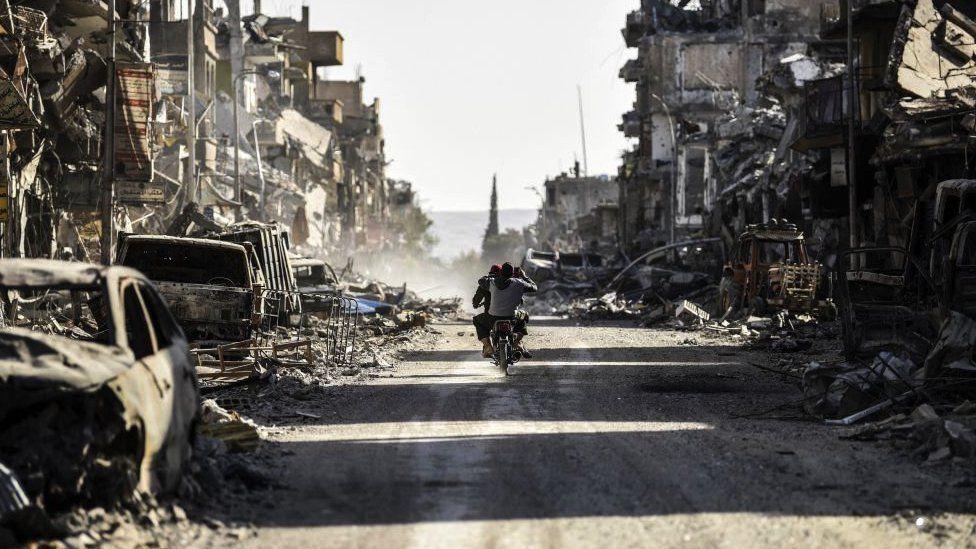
[232,320,975,548]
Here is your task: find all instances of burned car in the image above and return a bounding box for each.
[0,260,197,513]
[117,235,263,344]
[836,247,939,363]
[291,256,341,314]
[606,238,726,302]
[521,249,607,284]
[718,221,832,316]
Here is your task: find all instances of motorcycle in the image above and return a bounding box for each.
[490,320,521,374]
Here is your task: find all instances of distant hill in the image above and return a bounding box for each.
[428,209,537,261]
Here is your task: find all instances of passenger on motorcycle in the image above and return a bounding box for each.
[473,264,502,311]
[473,262,537,358]
[472,264,502,357]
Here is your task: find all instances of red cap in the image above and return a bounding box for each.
[489,264,502,275]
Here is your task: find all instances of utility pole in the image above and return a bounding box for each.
[846,0,858,253]
[228,0,243,218]
[577,85,589,177]
[100,0,117,265]
[186,0,196,204]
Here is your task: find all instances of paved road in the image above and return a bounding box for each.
[242,319,975,548]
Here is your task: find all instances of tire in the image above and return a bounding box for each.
[497,343,509,374]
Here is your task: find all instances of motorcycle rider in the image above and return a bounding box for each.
[472,264,502,357]
[474,262,537,358]
[473,264,502,311]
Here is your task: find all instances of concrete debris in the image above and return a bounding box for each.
[803,351,922,421]
[844,402,976,464]
[198,400,261,453]
[675,300,710,324]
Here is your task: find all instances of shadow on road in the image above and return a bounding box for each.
[216,327,976,531]
[405,345,756,364]
[238,425,974,528]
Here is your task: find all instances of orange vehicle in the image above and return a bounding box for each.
[718,220,833,317]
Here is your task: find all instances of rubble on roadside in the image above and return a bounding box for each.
[842,402,976,465]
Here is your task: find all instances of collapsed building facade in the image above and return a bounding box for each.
[535,166,619,255]
[616,0,976,264]
[617,0,839,256]
[598,0,976,426]
[0,0,423,266]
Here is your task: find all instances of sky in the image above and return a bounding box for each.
[243,0,636,212]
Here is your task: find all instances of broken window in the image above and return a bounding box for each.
[138,282,178,349]
[294,264,327,285]
[754,240,803,264]
[1,284,110,344]
[121,282,158,360]
[121,240,250,288]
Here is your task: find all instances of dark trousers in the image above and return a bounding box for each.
[473,311,529,340]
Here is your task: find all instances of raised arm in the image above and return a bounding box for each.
[519,274,538,293]
[472,276,491,308]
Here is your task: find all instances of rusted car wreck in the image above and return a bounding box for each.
[719,221,833,317]
[0,260,198,515]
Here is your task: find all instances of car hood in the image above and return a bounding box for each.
[0,327,132,409]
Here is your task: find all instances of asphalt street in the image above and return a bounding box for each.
[241,319,976,548]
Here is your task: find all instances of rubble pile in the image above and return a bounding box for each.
[339,267,462,323]
[844,402,976,465]
[524,239,724,323]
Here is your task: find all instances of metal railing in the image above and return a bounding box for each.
[309,295,360,368]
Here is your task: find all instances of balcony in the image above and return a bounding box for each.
[622,10,646,48]
[308,99,343,126]
[305,31,344,67]
[618,111,642,138]
[619,59,642,83]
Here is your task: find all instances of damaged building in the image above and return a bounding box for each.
[617,0,834,255]
[535,167,620,255]
[598,0,976,425]
[0,0,420,266]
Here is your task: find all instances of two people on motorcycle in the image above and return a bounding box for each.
[472,262,537,358]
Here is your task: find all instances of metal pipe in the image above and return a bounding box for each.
[252,121,266,220]
[186,0,196,203]
[100,0,117,265]
[234,76,240,219]
[847,0,858,253]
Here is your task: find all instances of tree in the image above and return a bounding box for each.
[481,228,526,265]
[482,174,502,257]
